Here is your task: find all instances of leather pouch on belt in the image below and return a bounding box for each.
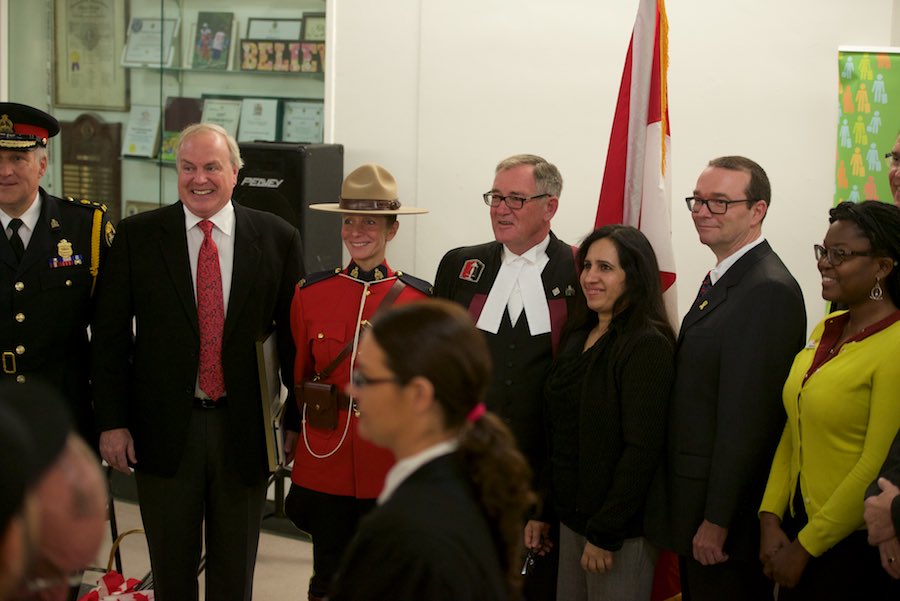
[297,381,339,431]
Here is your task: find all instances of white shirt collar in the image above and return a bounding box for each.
[0,190,41,231]
[709,235,765,285]
[501,233,551,265]
[377,439,458,505]
[183,201,235,236]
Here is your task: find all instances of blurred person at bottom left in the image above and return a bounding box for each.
[0,404,39,601]
[329,300,536,601]
[1,382,107,601]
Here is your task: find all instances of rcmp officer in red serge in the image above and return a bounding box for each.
[282,163,432,601]
[0,102,113,446]
[434,154,579,601]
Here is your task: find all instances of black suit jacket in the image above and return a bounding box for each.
[867,428,900,535]
[0,188,112,442]
[330,453,510,601]
[91,201,302,485]
[433,232,578,469]
[645,241,806,562]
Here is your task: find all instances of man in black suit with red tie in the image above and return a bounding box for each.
[645,156,806,601]
[92,123,303,601]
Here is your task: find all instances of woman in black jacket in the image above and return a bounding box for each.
[525,225,675,601]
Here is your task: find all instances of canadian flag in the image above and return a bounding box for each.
[595,0,677,326]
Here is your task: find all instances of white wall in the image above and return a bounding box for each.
[331,0,897,329]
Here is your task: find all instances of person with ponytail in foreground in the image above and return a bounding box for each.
[329,299,536,601]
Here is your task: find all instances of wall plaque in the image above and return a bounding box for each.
[60,114,123,224]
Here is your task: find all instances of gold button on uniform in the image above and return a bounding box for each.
[65,279,73,287]
[15,345,24,355]
[14,282,24,292]
[317,333,324,339]
[15,375,25,384]
[14,313,24,323]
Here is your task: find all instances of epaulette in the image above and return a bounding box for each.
[64,196,108,212]
[298,267,342,289]
[397,272,434,296]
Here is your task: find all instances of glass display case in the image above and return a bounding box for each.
[5,0,327,221]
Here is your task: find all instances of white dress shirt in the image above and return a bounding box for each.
[377,439,459,505]
[709,236,766,285]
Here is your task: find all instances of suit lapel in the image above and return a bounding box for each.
[223,204,261,343]
[159,203,200,335]
[678,241,772,334]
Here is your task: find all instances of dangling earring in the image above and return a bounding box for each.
[870,277,884,301]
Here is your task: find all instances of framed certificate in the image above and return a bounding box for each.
[247,18,303,41]
[238,98,280,142]
[54,0,129,110]
[201,98,243,138]
[282,100,323,143]
[121,17,180,68]
[301,13,326,42]
[121,105,161,157]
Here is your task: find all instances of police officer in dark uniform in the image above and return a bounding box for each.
[0,102,114,447]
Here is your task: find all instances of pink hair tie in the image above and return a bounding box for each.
[466,402,486,423]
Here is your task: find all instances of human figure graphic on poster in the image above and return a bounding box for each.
[864,176,879,200]
[843,85,855,114]
[868,111,882,134]
[856,83,871,113]
[859,54,874,80]
[853,116,869,146]
[837,160,849,190]
[867,143,883,172]
[848,184,861,202]
[877,53,892,69]
[851,147,866,177]
[840,119,852,148]
[842,55,855,79]
[873,74,888,104]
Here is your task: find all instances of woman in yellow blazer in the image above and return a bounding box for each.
[759,200,900,599]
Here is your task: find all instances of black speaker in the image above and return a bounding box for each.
[233,142,344,273]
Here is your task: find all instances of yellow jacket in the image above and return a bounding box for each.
[760,311,900,557]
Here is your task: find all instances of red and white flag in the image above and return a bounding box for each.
[595,0,677,325]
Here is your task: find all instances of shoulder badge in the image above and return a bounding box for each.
[299,268,341,289]
[458,258,484,283]
[397,272,434,296]
[105,221,116,246]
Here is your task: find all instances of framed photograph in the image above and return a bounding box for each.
[191,12,234,70]
[301,13,326,42]
[121,17,180,68]
[54,0,129,110]
[247,18,303,41]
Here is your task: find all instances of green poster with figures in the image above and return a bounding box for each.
[835,47,900,206]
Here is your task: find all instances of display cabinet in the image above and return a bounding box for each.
[6,0,328,221]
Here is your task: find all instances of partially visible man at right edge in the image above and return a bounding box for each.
[645,156,806,601]
[886,131,900,207]
[434,154,580,600]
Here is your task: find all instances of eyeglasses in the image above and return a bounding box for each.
[885,152,900,168]
[24,572,84,594]
[350,369,397,388]
[813,244,876,266]
[483,192,549,210]
[685,196,755,215]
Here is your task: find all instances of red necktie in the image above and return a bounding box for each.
[695,271,713,301]
[197,220,225,400]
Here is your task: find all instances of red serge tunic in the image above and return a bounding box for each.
[288,263,431,499]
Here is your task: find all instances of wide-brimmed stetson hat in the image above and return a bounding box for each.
[310,163,428,215]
